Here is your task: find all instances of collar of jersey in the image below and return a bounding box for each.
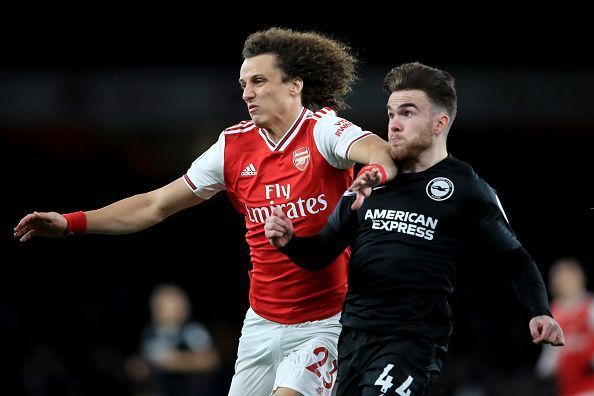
[258,107,311,152]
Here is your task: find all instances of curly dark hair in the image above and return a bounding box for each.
[384,62,457,122]
[242,27,358,112]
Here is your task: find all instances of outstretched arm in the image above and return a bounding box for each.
[265,194,359,270]
[473,184,564,346]
[265,209,349,271]
[14,177,203,242]
[503,248,564,346]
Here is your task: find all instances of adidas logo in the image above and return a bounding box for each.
[240,163,257,176]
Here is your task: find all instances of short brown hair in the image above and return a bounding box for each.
[384,62,457,121]
[242,27,358,112]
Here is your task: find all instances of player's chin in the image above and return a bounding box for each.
[250,113,266,127]
[390,147,407,162]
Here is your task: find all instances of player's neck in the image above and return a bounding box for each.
[264,105,303,143]
[402,144,448,173]
[558,291,587,307]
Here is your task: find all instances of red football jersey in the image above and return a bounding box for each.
[552,294,594,396]
[184,107,373,323]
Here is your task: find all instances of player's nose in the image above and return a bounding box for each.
[243,85,255,102]
[389,118,402,133]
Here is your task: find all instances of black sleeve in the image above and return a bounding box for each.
[500,247,552,318]
[471,179,551,317]
[473,182,521,253]
[279,193,359,271]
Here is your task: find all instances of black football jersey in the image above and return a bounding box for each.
[282,155,550,346]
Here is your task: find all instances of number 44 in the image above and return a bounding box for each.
[374,363,414,395]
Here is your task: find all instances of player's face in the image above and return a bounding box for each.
[239,54,295,128]
[152,292,189,325]
[386,90,439,161]
[550,261,585,299]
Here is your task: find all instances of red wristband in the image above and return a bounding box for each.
[63,211,87,235]
[357,164,388,184]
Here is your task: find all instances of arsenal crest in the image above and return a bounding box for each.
[292,147,310,171]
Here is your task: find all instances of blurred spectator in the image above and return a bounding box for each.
[126,284,221,396]
[536,258,594,396]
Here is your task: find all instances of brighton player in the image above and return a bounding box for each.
[265,62,565,395]
[14,28,396,396]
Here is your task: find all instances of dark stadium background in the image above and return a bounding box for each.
[2,11,593,396]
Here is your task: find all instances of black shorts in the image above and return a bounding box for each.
[336,326,446,396]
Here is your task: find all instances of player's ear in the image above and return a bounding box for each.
[290,78,303,97]
[434,113,449,136]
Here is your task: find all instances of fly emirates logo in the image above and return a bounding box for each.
[245,184,328,224]
[365,209,438,241]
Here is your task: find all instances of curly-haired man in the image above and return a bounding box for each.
[15,28,397,396]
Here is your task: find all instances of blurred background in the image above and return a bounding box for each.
[2,11,593,396]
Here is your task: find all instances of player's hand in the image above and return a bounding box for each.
[264,208,294,248]
[13,211,67,242]
[529,315,565,346]
[348,168,382,210]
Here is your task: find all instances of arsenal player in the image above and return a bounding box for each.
[537,258,594,396]
[14,28,396,396]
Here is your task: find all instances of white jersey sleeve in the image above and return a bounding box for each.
[313,112,373,169]
[184,132,226,199]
